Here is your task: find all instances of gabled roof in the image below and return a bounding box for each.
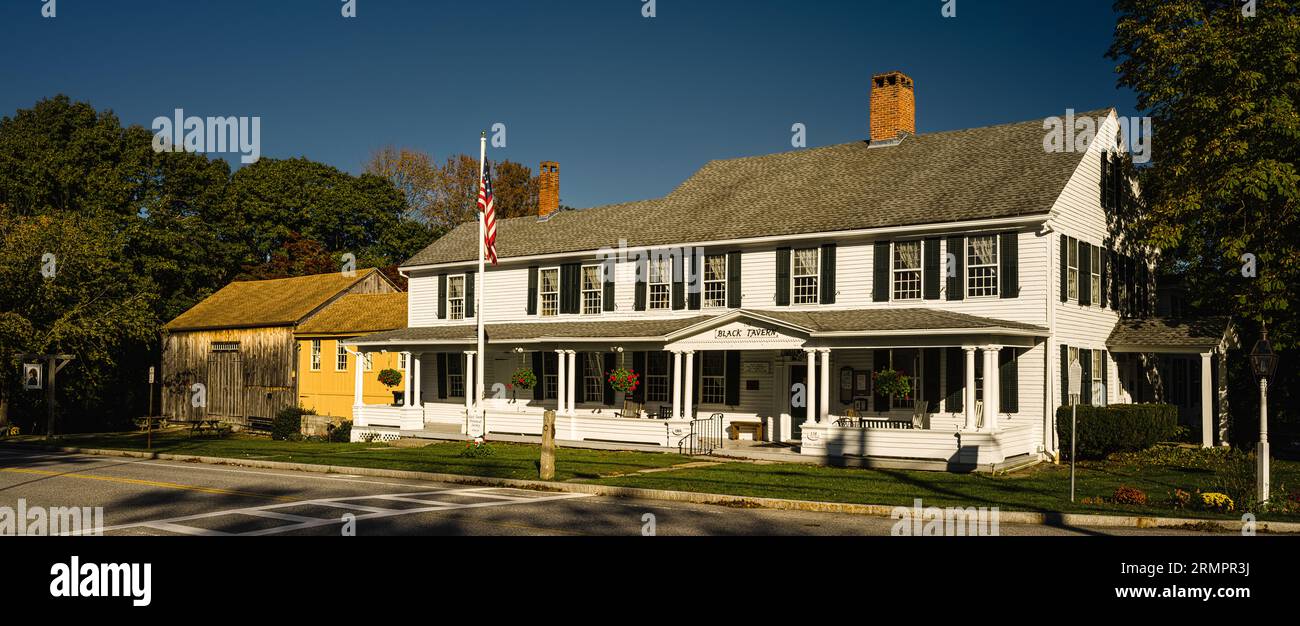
[405,110,1106,267]
[297,292,407,336]
[164,269,391,332]
[1107,317,1234,352]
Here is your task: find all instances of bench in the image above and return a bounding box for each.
[133,416,168,432]
[728,420,764,441]
[244,416,274,434]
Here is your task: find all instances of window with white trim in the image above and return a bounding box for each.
[539,268,559,317]
[703,254,727,308]
[446,275,466,321]
[310,340,321,371]
[398,352,407,370]
[583,353,603,402]
[700,351,726,405]
[581,265,602,315]
[363,353,373,372]
[447,355,465,398]
[967,235,999,297]
[792,248,819,305]
[336,341,349,371]
[648,257,672,310]
[1092,350,1106,406]
[1067,241,1079,301]
[888,348,919,410]
[543,352,558,400]
[892,241,922,300]
[646,352,669,403]
[1090,245,1101,307]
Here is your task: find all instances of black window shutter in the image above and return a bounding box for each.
[727,251,741,308]
[687,252,701,310]
[1080,348,1093,405]
[632,351,646,403]
[1110,154,1122,211]
[1000,232,1019,298]
[947,236,965,301]
[923,238,940,300]
[527,266,539,315]
[1060,344,1069,406]
[999,348,1019,413]
[923,348,940,413]
[437,353,449,399]
[1079,242,1092,306]
[437,274,448,319]
[603,352,616,405]
[603,263,615,312]
[531,351,544,401]
[1099,249,1110,309]
[634,257,647,311]
[945,347,963,413]
[561,263,580,314]
[725,350,741,406]
[873,241,890,302]
[1100,151,1111,209]
[1059,235,1069,303]
[873,349,890,411]
[672,253,685,310]
[465,273,475,318]
[819,244,837,304]
[775,248,791,306]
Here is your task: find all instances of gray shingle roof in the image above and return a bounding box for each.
[758,309,1048,334]
[1107,317,1232,350]
[351,316,713,345]
[405,111,1104,267]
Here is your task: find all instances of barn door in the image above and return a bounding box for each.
[206,351,244,418]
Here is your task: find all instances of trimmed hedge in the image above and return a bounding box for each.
[1056,403,1179,460]
[272,406,316,441]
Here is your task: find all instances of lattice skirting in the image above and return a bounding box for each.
[351,427,401,443]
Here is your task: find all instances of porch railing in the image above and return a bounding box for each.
[678,413,723,455]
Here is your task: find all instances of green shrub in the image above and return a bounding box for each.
[458,440,495,458]
[272,406,316,441]
[328,420,353,443]
[1056,404,1178,460]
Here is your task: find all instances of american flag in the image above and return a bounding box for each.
[478,164,498,265]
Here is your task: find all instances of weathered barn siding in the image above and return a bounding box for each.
[160,327,297,424]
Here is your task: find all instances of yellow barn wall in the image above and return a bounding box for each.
[295,338,405,420]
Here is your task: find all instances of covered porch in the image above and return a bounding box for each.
[345,309,1049,468]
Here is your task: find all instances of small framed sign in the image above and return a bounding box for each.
[22,363,42,390]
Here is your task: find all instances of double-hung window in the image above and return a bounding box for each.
[398,352,407,370]
[583,353,603,402]
[888,348,919,410]
[539,268,559,317]
[581,265,602,315]
[447,355,465,398]
[336,341,349,371]
[700,351,726,405]
[543,352,558,400]
[703,254,727,308]
[1067,241,1079,301]
[648,257,672,310]
[446,275,466,320]
[646,353,669,403]
[1090,246,1101,307]
[967,236,999,297]
[310,340,321,371]
[892,241,922,300]
[792,249,819,305]
[1092,350,1106,406]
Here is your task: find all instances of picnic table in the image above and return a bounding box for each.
[175,418,231,436]
[133,416,169,431]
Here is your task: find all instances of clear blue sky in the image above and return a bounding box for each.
[0,0,1132,209]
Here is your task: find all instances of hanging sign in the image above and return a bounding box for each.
[22,363,42,390]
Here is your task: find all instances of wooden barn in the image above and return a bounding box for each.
[161,269,399,425]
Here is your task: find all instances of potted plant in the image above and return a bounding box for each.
[508,367,538,402]
[871,368,911,412]
[607,366,640,396]
[377,368,403,406]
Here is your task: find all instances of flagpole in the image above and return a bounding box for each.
[476,132,487,422]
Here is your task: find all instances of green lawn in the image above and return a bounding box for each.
[7,430,1298,522]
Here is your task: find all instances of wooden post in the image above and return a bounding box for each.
[540,409,556,480]
[46,355,57,437]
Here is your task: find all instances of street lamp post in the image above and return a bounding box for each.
[1249,324,1278,503]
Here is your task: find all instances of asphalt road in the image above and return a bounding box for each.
[0,446,1225,536]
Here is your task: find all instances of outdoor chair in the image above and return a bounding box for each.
[616,397,644,419]
[656,405,673,420]
[911,401,931,430]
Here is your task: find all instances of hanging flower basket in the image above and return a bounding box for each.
[872,368,911,400]
[607,367,639,395]
[377,369,403,389]
[509,367,538,390]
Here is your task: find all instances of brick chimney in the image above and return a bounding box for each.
[538,161,560,220]
[870,71,916,143]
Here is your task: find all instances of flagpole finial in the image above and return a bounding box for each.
[481,131,487,139]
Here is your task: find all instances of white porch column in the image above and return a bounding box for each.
[353,349,365,407]
[984,346,1001,431]
[671,351,683,419]
[566,350,578,417]
[963,347,977,430]
[683,350,696,420]
[1201,351,1214,448]
[464,352,475,413]
[805,349,818,426]
[555,349,567,416]
[402,352,412,407]
[819,348,831,424]
[412,354,423,406]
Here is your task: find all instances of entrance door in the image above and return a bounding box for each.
[790,364,806,440]
[206,352,244,418]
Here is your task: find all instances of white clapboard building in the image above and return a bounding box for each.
[348,71,1235,469]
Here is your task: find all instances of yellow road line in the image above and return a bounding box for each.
[0,467,297,502]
